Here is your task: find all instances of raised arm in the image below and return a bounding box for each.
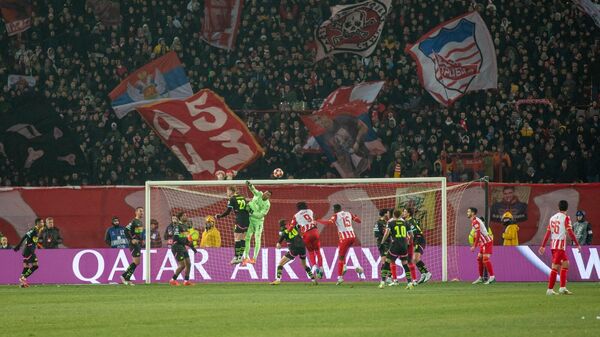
[246,181,262,197]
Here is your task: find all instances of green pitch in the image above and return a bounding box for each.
[1,282,598,337]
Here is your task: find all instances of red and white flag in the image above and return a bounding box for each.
[574,0,600,27]
[201,0,243,50]
[301,82,386,178]
[406,12,497,106]
[136,90,264,180]
[315,0,392,61]
[0,0,32,36]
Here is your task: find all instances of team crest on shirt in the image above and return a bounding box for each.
[417,19,483,94]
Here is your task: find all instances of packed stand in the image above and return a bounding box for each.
[0,0,599,186]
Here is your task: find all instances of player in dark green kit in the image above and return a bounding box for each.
[270,219,317,285]
[379,209,414,290]
[169,212,197,286]
[403,208,432,284]
[121,207,144,285]
[216,186,250,265]
[13,218,45,288]
[374,208,397,285]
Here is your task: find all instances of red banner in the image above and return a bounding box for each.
[136,89,263,180]
[0,0,32,36]
[201,0,243,50]
[1,183,598,250]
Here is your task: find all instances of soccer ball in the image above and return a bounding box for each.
[273,168,284,178]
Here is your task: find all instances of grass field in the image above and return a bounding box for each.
[1,282,599,337]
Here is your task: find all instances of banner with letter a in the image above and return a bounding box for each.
[301,82,386,178]
[406,11,497,106]
[201,0,243,50]
[136,89,264,180]
[315,0,391,61]
[109,51,193,119]
[0,0,32,36]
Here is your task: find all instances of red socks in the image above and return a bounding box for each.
[390,263,397,279]
[409,263,417,280]
[315,249,323,268]
[484,259,494,277]
[478,258,484,277]
[548,268,558,289]
[337,260,344,277]
[308,251,316,266]
[560,268,568,288]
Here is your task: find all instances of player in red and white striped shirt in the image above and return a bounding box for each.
[468,207,496,284]
[290,202,324,278]
[318,204,364,285]
[539,200,581,295]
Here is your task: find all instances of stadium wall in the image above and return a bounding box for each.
[0,183,598,248]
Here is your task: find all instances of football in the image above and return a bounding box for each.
[273,168,284,178]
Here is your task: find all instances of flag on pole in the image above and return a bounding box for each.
[405,11,497,106]
[109,51,193,119]
[201,0,243,50]
[315,0,392,61]
[301,82,386,178]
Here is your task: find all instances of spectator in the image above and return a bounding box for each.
[573,210,593,246]
[148,219,163,248]
[0,1,597,185]
[500,212,519,246]
[200,215,221,248]
[163,215,177,248]
[39,217,63,249]
[104,216,128,248]
[1,236,12,249]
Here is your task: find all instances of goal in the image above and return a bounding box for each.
[143,178,475,284]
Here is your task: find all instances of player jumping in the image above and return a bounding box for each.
[216,186,250,265]
[539,200,581,295]
[169,212,197,286]
[379,209,414,289]
[468,207,496,285]
[120,207,144,285]
[404,208,432,284]
[270,219,317,285]
[318,204,364,285]
[290,201,324,278]
[13,218,45,288]
[243,181,271,265]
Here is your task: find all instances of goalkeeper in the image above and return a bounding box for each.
[243,181,272,265]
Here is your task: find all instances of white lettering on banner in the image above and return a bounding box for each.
[231,262,258,279]
[573,248,600,279]
[72,250,104,284]
[210,129,254,168]
[152,109,191,139]
[322,248,339,279]
[261,249,269,279]
[190,249,211,280]
[141,249,158,281]
[186,92,227,131]
[157,250,180,280]
[108,249,136,281]
[362,248,381,279]
[275,248,298,279]
[394,260,406,279]
[171,143,215,174]
[344,248,363,279]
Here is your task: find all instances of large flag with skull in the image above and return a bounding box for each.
[405,11,497,106]
[315,0,392,61]
[109,51,193,119]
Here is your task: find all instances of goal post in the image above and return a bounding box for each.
[144,177,472,284]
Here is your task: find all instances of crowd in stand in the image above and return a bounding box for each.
[1,0,599,186]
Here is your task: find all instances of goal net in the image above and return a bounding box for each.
[143,178,476,284]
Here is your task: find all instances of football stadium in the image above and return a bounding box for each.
[1,1,599,336]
